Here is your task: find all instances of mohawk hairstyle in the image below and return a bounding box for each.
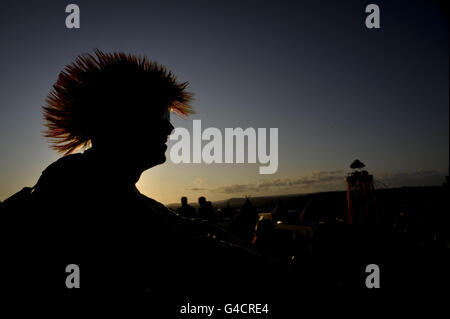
[43,49,194,155]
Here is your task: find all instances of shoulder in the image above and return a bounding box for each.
[137,192,209,234]
[138,193,170,212]
[137,193,270,269]
[137,193,179,223]
[34,153,85,194]
[41,153,85,176]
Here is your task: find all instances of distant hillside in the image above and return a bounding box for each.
[166,186,448,223]
[167,191,345,211]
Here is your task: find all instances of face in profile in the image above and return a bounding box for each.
[137,108,175,169]
[112,107,175,172]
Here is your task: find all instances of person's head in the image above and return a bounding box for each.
[198,196,206,206]
[181,196,188,205]
[43,49,194,178]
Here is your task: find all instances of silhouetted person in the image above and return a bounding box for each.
[197,196,216,223]
[0,50,196,297]
[205,201,217,222]
[198,196,207,209]
[0,50,277,308]
[176,196,196,218]
[231,198,259,243]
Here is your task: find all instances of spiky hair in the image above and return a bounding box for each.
[43,49,194,155]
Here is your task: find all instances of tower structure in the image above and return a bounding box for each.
[345,160,378,225]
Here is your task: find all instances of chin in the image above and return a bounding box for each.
[143,154,166,169]
[157,154,167,164]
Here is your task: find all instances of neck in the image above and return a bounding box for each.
[84,147,143,186]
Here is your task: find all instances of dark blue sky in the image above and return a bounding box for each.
[0,0,448,203]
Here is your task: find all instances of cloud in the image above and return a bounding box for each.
[193,178,206,187]
[185,187,207,191]
[211,170,346,194]
[196,169,447,195]
[213,184,259,194]
[185,177,208,191]
[376,170,446,188]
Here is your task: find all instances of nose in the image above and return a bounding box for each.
[165,120,175,135]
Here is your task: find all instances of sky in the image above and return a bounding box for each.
[0,0,448,205]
